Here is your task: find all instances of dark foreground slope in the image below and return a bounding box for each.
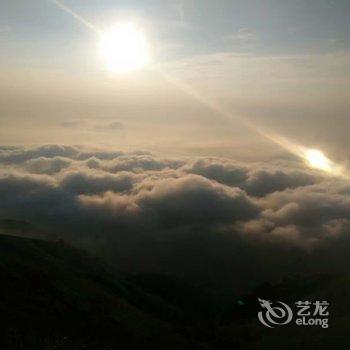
[0,233,349,349]
[0,234,203,350]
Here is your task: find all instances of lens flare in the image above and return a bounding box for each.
[305,149,332,171]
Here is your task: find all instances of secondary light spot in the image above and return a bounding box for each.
[305,149,332,172]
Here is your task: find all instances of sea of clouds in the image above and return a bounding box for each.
[1,145,349,292]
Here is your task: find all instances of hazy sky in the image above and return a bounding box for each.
[0,0,349,160]
[1,1,350,293]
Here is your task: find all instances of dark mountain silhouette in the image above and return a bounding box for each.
[0,233,195,349]
[0,232,348,349]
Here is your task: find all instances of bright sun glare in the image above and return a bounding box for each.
[305,149,332,172]
[99,23,150,73]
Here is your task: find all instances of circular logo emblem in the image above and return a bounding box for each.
[258,298,293,328]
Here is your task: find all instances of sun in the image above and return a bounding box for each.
[305,149,332,171]
[99,23,150,73]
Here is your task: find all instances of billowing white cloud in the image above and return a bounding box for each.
[1,145,350,291]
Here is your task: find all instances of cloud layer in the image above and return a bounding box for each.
[1,145,349,292]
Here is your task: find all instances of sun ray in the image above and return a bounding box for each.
[53,0,101,34]
[51,0,347,178]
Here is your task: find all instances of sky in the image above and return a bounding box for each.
[0,0,349,160]
[0,1,350,293]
